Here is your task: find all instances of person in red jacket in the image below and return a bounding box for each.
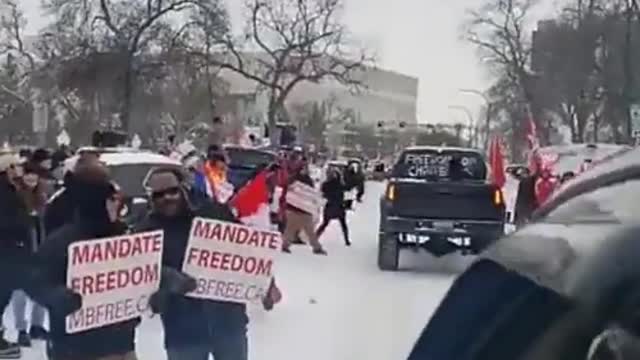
[534,166,558,207]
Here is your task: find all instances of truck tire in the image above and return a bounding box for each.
[378,232,399,271]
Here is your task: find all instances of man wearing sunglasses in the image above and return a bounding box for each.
[138,168,249,360]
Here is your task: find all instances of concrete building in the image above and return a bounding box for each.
[217,60,419,129]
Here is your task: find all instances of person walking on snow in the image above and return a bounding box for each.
[316,168,351,246]
[11,162,49,346]
[0,153,30,359]
[281,159,327,255]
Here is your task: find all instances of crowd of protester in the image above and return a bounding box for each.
[0,134,367,360]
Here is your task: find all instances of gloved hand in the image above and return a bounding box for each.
[44,287,83,317]
[149,290,169,314]
[160,267,197,295]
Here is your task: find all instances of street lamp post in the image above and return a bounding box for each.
[459,89,492,149]
[448,105,475,147]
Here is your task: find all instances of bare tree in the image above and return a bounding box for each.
[40,0,221,131]
[196,0,373,144]
[0,0,35,102]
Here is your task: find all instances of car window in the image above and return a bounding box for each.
[226,148,275,169]
[109,163,180,197]
[542,179,640,225]
[392,149,487,181]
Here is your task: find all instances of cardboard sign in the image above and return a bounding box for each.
[285,181,324,215]
[215,181,234,203]
[66,230,164,333]
[182,217,282,304]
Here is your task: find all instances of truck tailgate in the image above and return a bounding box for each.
[388,180,503,221]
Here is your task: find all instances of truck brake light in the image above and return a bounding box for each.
[493,189,503,206]
[387,184,396,201]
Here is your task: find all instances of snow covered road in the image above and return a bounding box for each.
[12,181,463,360]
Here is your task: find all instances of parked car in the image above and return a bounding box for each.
[378,146,505,271]
[408,146,640,360]
[224,145,276,189]
[52,150,182,226]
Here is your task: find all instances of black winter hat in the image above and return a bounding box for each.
[31,148,51,163]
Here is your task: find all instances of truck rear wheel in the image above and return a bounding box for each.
[378,232,399,271]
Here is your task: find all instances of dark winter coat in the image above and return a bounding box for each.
[44,172,77,234]
[321,177,347,219]
[514,174,538,226]
[343,167,365,200]
[135,200,249,349]
[0,174,33,259]
[30,215,136,359]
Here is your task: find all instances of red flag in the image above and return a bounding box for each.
[489,136,506,188]
[230,170,283,309]
[230,170,270,220]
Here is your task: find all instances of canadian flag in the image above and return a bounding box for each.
[229,169,282,307]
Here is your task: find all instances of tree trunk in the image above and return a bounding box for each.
[120,58,134,132]
[267,95,278,146]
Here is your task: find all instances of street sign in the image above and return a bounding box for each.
[630,103,640,137]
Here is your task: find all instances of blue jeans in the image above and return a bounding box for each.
[166,332,248,360]
[11,290,46,331]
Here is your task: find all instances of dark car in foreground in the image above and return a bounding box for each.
[408,147,640,360]
[378,146,505,271]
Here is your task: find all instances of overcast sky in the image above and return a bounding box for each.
[18,0,555,125]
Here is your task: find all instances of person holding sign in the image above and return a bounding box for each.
[282,161,326,255]
[25,162,139,360]
[138,167,249,360]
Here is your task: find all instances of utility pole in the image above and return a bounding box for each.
[459,89,492,149]
[624,0,635,143]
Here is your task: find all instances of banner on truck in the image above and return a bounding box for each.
[66,230,164,333]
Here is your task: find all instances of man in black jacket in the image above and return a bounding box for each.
[316,168,350,246]
[28,162,138,360]
[137,167,249,360]
[0,153,29,358]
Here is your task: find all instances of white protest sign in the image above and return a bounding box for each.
[215,181,234,203]
[182,217,281,304]
[285,181,325,215]
[66,230,164,333]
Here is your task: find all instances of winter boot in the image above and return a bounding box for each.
[29,326,49,340]
[17,331,30,347]
[0,332,20,359]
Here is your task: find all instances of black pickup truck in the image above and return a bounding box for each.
[378,146,505,271]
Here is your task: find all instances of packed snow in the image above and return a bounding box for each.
[8,182,464,360]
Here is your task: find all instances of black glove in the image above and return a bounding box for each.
[149,290,169,314]
[44,287,83,317]
[160,267,197,295]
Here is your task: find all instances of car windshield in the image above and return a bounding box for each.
[226,148,275,170]
[392,149,487,181]
[541,179,640,225]
[109,163,180,197]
